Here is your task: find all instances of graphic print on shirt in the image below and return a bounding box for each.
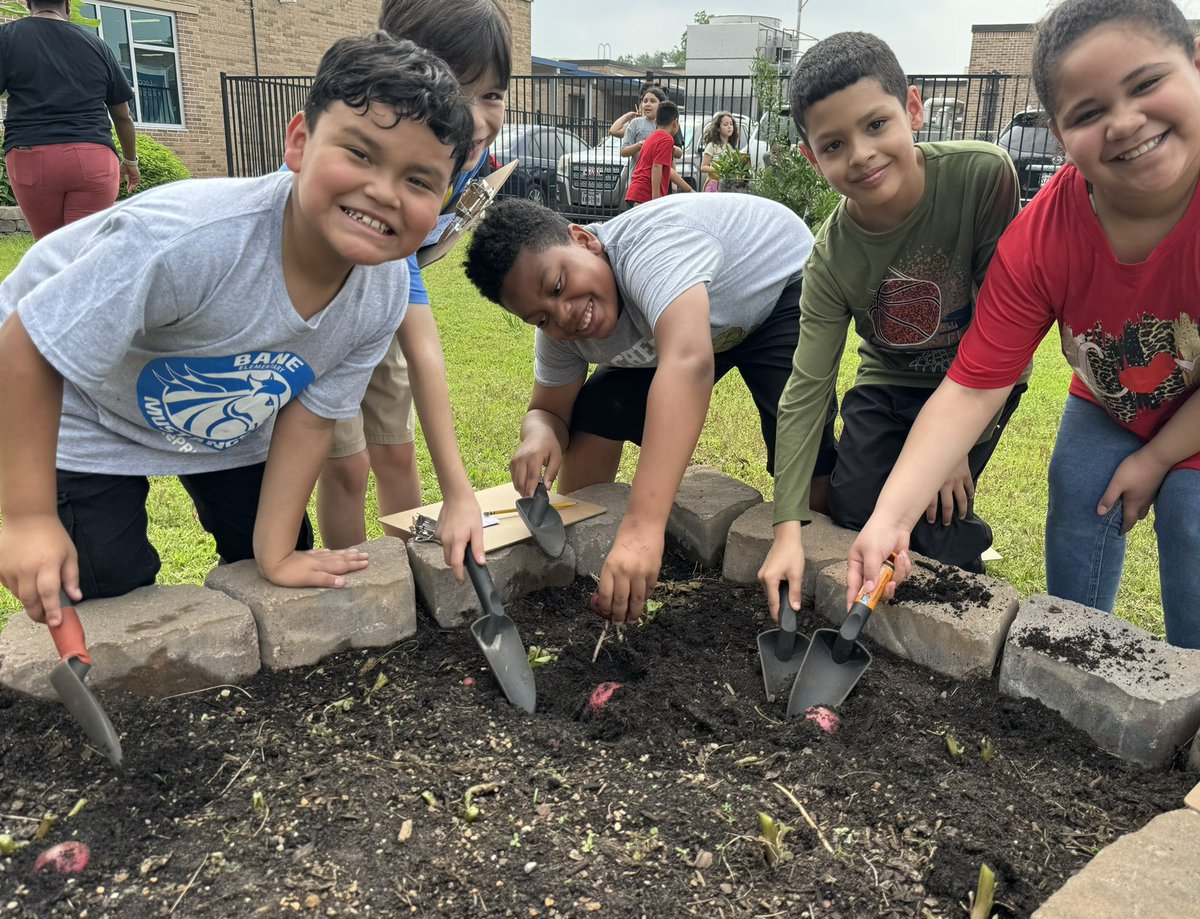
[1062,313,1200,423]
[864,253,972,374]
[137,353,315,451]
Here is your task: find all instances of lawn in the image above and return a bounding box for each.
[0,232,1164,635]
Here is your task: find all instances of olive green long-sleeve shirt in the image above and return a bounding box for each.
[773,141,1023,525]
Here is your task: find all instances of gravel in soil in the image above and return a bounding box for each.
[0,556,1192,918]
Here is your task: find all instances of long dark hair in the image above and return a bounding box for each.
[702,112,740,148]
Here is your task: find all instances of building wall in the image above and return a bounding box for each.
[968,23,1036,76]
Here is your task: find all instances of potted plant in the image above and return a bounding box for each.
[710,146,752,193]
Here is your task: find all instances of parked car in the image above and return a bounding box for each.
[490,125,590,207]
[996,108,1065,202]
[745,106,801,169]
[916,97,965,141]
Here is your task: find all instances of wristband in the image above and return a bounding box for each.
[121,156,139,167]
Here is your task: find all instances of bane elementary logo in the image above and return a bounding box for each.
[138,352,315,452]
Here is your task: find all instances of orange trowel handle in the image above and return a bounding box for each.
[47,595,91,666]
[852,554,897,612]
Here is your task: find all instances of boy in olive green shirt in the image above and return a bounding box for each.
[759,31,1027,620]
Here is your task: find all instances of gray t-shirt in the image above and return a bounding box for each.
[533,193,814,386]
[1,172,408,475]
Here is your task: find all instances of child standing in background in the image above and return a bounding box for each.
[626,101,685,204]
[699,112,740,191]
[850,0,1200,649]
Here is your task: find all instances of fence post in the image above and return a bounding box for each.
[983,70,1002,144]
[220,72,235,178]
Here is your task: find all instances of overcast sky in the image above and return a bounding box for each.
[531,0,1196,74]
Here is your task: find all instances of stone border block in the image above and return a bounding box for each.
[1000,595,1200,767]
[407,539,575,628]
[814,558,1019,680]
[205,536,415,670]
[722,502,774,585]
[1191,730,1200,774]
[1187,782,1200,814]
[1031,809,1200,918]
[0,585,259,699]
[665,466,761,567]
[565,483,629,579]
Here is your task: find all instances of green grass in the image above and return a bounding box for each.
[0,234,1165,636]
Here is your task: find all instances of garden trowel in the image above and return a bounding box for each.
[48,593,124,771]
[786,555,895,716]
[515,482,567,559]
[465,550,537,713]
[756,582,809,702]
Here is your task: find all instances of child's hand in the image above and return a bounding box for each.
[437,492,484,583]
[846,519,911,609]
[757,521,804,623]
[595,517,663,624]
[258,548,369,589]
[510,431,562,498]
[1098,448,1170,535]
[0,514,81,627]
[927,458,975,526]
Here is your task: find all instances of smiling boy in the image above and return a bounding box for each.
[757,31,1028,621]
[0,33,477,625]
[465,194,823,622]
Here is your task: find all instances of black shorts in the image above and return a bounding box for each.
[57,463,313,601]
[567,278,838,476]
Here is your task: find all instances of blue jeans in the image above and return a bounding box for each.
[1046,395,1200,648]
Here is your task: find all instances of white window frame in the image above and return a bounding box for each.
[84,1,186,130]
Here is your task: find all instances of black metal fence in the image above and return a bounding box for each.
[222,70,1050,216]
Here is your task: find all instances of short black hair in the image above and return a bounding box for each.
[464,198,572,305]
[656,100,679,128]
[1033,0,1195,119]
[304,32,475,177]
[378,0,513,87]
[789,32,909,144]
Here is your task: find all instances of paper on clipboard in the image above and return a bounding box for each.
[384,482,606,553]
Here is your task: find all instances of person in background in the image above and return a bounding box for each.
[625,101,688,205]
[315,0,511,553]
[607,85,690,197]
[0,0,140,239]
[699,112,740,192]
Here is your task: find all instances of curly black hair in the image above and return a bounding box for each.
[464,198,573,305]
[304,32,475,177]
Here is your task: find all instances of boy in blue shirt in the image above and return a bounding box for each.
[0,33,479,626]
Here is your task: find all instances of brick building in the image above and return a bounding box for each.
[2,0,531,178]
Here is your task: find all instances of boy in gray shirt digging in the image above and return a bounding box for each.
[465,194,828,623]
[0,33,479,626]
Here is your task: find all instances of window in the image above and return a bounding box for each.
[79,2,184,128]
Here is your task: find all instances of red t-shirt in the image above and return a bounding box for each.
[626,129,675,203]
[950,164,1200,469]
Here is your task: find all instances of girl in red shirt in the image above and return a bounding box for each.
[849,0,1200,648]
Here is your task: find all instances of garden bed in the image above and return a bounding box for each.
[0,556,1192,918]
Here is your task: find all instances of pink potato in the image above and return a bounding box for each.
[589,681,622,713]
[34,841,90,875]
[804,706,841,734]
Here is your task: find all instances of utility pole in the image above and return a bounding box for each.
[796,0,809,36]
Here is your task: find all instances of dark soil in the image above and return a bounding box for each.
[0,556,1193,918]
[894,559,994,616]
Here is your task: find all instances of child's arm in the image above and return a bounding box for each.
[1098,387,1200,534]
[510,376,586,497]
[699,152,715,179]
[651,164,665,200]
[253,401,370,587]
[608,110,638,138]
[669,170,694,193]
[847,379,1013,605]
[757,265,848,621]
[396,305,484,582]
[599,284,715,624]
[0,313,80,626]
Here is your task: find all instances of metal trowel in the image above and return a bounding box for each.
[48,593,124,771]
[787,556,895,716]
[465,551,537,713]
[515,482,567,559]
[756,582,809,702]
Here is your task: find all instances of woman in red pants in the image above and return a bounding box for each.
[0,0,141,238]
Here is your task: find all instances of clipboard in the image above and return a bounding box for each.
[416,159,519,268]
[382,482,606,553]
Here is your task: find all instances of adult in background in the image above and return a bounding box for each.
[0,0,140,239]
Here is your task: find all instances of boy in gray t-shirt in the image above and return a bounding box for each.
[0,33,481,628]
[465,194,832,624]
